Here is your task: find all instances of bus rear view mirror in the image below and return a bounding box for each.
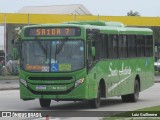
[91,47,95,57]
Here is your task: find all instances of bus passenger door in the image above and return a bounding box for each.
[86,29,100,98]
[86,29,99,70]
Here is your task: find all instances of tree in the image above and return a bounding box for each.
[127,10,140,16]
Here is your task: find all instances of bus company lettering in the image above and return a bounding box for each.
[108,63,131,77]
[119,63,131,76]
[26,64,42,71]
[108,63,118,77]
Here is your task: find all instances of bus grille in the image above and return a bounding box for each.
[28,77,73,80]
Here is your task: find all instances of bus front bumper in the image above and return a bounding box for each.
[19,80,90,101]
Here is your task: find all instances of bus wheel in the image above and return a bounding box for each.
[89,86,101,108]
[130,79,139,102]
[39,99,51,108]
[121,95,130,102]
[121,80,139,102]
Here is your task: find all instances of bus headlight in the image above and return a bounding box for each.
[20,79,27,87]
[75,78,84,87]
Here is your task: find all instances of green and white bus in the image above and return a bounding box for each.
[18,21,154,108]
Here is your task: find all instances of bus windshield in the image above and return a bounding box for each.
[21,40,84,72]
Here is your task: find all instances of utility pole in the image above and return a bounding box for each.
[4,14,6,68]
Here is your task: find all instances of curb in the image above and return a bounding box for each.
[0,87,19,91]
[155,81,160,83]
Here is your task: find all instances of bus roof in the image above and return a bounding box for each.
[65,20,153,35]
[22,20,153,35]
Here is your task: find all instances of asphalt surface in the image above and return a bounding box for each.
[0,83,160,119]
[0,76,159,90]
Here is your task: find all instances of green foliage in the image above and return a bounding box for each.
[137,105,160,111]
[13,27,21,41]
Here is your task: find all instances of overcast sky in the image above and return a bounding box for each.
[0,0,160,17]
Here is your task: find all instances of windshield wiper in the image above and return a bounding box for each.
[35,37,48,55]
[55,37,68,62]
[55,41,66,55]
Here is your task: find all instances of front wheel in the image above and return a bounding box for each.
[89,86,101,108]
[39,99,51,108]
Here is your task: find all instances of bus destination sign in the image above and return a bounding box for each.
[25,27,81,37]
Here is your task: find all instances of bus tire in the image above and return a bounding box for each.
[129,79,139,102]
[39,99,51,108]
[121,80,139,102]
[121,95,130,102]
[89,85,101,108]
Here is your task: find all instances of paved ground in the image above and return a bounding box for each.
[0,79,19,90]
[0,76,159,90]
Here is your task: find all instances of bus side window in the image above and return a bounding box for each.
[119,35,128,58]
[136,35,145,57]
[145,35,153,57]
[128,35,136,58]
[108,34,118,59]
[98,34,108,59]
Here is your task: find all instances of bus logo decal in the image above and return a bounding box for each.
[51,63,59,72]
[108,63,132,77]
[119,63,131,76]
[36,85,46,90]
[42,66,49,72]
[108,63,118,77]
